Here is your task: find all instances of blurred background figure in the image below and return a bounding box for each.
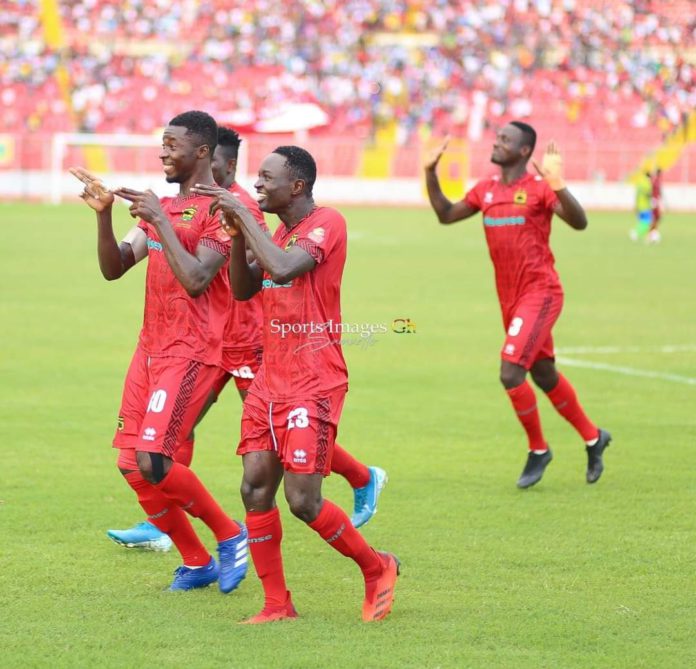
[630,171,654,242]
[648,168,664,244]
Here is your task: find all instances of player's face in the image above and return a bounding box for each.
[211,146,233,188]
[491,125,526,166]
[254,153,296,213]
[160,126,202,183]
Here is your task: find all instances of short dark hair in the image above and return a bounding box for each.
[169,110,217,153]
[217,126,242,160]
[510,120,537,153]
[273,145,317,194]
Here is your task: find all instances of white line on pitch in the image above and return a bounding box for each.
[556,345,696,355]
[557,356,696,386]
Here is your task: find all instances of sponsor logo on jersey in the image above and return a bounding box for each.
[147,238,163,251]
[483,215,525,227]
[181,207,197,221]
[293,449,307,464]
[262,278,293,289]
[484,192,493,203]
[513,189,527,205]
[284,233,299,250]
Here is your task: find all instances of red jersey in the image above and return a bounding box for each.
[249,206,348,402]
[222,182,268,352]
[137,194,231,365]
[464,173,561,309]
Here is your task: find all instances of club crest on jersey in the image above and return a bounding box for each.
[308,227,325,243]
[284,233,299,250]
[182,207,197,221]
[513,189,527,205]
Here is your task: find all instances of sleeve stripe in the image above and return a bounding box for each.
[200,237,230,257]
[295,238,324,264]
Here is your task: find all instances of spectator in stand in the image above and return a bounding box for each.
[3,1,693,141]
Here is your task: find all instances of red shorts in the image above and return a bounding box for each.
[500,291,563,370]
[237,389,346,476]
[212,347,264,395]
[113,347,221,458]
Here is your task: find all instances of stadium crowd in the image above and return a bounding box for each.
[2,0,694,142]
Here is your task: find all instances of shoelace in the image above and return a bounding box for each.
[354,487,368,508]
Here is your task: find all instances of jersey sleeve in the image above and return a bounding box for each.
[463,181,484,211]
[199,212,232,257]
[294,209,346,265]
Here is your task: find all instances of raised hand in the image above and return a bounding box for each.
[191,183,247,236]
[532,141,566,191]
[423,137,450,171]
[114,188,164,223]
[69,167,114,212]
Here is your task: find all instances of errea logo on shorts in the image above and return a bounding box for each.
[293,449,307,464]
[142,427,157,441]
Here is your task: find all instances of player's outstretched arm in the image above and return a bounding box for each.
[70,167,139,280]
[115,187,225,297]
[193,183,316,286]
[423,138,478,224]
[532,142,587,230]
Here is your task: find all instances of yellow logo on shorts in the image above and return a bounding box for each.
[117,416,124,431]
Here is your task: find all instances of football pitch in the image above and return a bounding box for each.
[2,202,695,668]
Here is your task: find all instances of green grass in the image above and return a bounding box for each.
[1,202,695,668]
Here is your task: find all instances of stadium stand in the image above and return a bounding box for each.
[1,0,694,181]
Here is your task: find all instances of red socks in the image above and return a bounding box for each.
[157,462,240,543]
[246,507,288,608]
[308,500,382,582]
[124,471,209,566]
[545,373,598,442]
[506,381,547,451]
[331,443,370,488]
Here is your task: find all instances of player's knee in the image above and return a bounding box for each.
[240,476,275,511]
[136,451,168,484]
[285,487,322,523]
[500,365,525,389]
[530,361,558,392]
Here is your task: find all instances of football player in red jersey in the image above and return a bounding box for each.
[211,127,388,528]
[71,111,248,593]
[424,121,611,488]
[192,146,399,624]
[105,126,387,552]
